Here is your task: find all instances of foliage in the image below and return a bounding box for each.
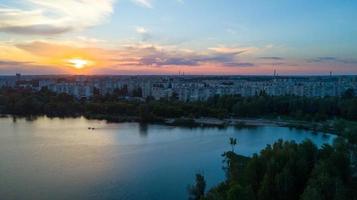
[188,173,206,200]
[1,88,357,123]
[198,138,357,200]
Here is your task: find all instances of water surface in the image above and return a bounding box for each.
[0,117,334,200]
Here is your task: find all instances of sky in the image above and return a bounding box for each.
[0,0,356,75]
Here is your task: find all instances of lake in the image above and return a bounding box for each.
[0,116,334,200]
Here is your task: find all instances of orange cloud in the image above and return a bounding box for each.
[1,40,355,75]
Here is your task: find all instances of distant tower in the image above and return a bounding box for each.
[274,69,277,77]
[330,71,333,77]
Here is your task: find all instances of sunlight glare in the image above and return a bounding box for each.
[68,58,89,69]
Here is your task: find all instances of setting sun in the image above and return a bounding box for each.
[68,58,90,69]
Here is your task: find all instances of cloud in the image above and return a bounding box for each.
[225,62,255,67]
[136,27,148,34]
[8,40,257,75]
[0,60,33,66]
[132,0,153,8]
[135,26,153,41]
[119,45,254,67]
[0,59,64,75]
[6,40,357,75]
[259,56,284,60]
[76,36,106,44]
[0,0,115,35]
[308,57,337,62]
[16,41,76,57]
[208,47,247,54]
[307,57,357,64]
[0,24,72,35]
[264,62,285,65]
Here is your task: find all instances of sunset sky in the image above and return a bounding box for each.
[0,0,356,75]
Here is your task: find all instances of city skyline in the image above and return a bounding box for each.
[0,0,357,75]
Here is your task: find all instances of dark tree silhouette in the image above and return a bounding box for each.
[188,173,206,200]
[229,137,238,152]
[196,138,357,200]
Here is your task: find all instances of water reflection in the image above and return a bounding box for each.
[0,116,335,200]
[139,123,148,137]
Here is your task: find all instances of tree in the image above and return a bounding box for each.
[198,138,356,200]
[342,88,355,99]
[230,138,238,152]
[188,173,206,200]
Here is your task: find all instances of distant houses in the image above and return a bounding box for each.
[0,75,356,101]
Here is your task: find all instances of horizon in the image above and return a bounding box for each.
[2,73,357,77]
[0,0,356,75]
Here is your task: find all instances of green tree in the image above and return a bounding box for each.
[198,138,355,200]
[188,173,206,200]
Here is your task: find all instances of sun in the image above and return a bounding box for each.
[67,58,89,69]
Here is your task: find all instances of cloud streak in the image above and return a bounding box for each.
[0,59,65,75]
[119,45,253,67]
[1,40,356,75]
[0,60,33,66]
[132,0,153,8]
[13,41,256,69]
[259,56,284,60]
[307,57,357,64]
[0,24,72,35]
[0,0,115,35]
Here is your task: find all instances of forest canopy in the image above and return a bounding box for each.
[189,138,357,200]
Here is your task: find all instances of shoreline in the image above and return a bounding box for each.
[1,114,341,134]
[165,117,338,134]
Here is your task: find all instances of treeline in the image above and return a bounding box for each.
[189,138,357,200]
[0,88,356,122]
[203,91,357,121]
[0,88,82,116]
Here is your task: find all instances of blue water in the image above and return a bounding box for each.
[0,117,334,200]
